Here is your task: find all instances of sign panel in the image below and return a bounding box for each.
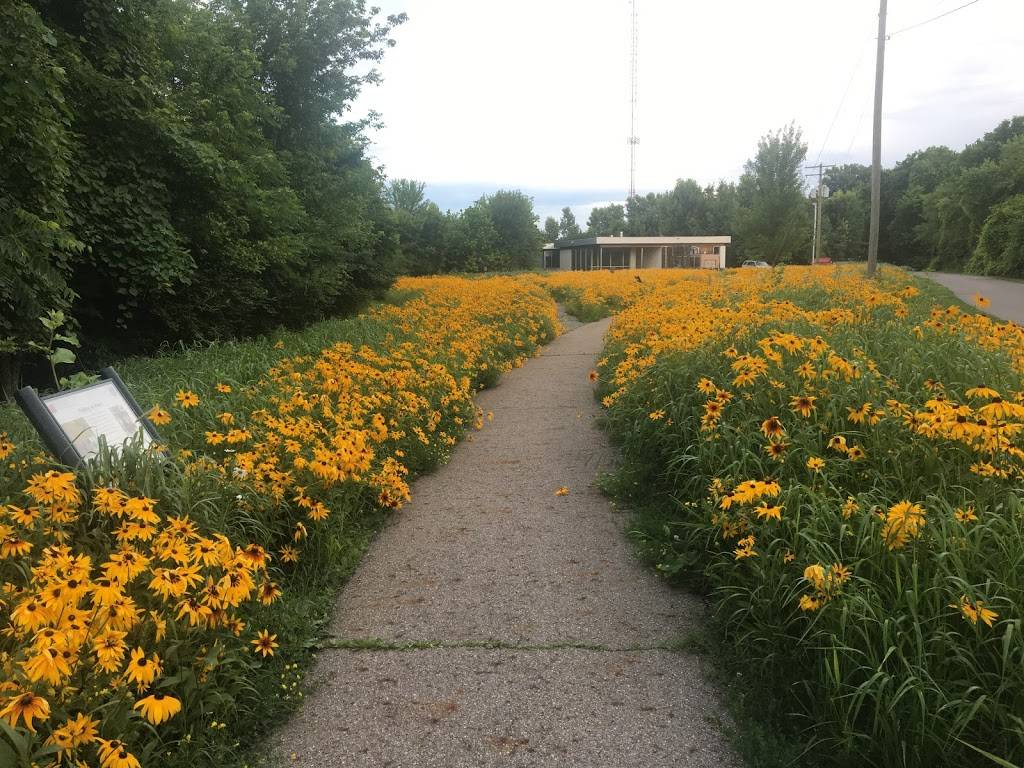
[15,368,161,468]
[43,379,151,460]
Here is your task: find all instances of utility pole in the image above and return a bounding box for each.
[805,163,834,265]
[866,0,887,277]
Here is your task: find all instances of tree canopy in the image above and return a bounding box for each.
[1,0,405,388]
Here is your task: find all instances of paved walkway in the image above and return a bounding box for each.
[917,272,1024,325]
[271,318,738,768]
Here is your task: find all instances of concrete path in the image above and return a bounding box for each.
[271,318,738,768]
[917,272,1024,325]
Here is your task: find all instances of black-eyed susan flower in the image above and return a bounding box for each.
[954,506,978,523]
[123,648,160,690]
[259,580,282,605]
[789,394,817,418]
[133,692,181,724]
[760,416,784,438]
[252,629,279,657]
[175,390,200,408]
[0,690,50,732]
[147,405,171,426]
[951,595,998,627]
[98,739,141,768]
[754,503,782,521]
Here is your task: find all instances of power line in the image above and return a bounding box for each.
[814,39,871,165]
[845,96,871,157]
[887,0,983,37]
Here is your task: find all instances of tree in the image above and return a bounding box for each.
[558,206,581,240]
[449,200,499,272]
[626,194,663,235]
[0,2,83,396]
[388,179,427,212]
[968,194,1024,276]
[587,204,626,236]
[483,190,542,270]
[660,179,710,234]
[736,124,811,264]
[394,202,448,275]
[6,0,406,362]
[543,216,560,242]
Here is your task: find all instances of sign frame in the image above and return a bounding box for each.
[15,367,162,469]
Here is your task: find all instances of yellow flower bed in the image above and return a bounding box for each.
[587,265,1024,765]
[0,275,556,767]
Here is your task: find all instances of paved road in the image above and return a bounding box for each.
[917,272,1024,325]
[271,318,738,768]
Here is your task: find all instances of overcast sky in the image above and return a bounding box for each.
[350,0,1024,222]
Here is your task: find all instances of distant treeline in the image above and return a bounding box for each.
[571,116,1023,273]
[1,0,406,390]
[387,181,542,275]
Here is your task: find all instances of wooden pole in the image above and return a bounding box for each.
[866,0,887,277]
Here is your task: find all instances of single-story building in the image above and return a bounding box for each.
[541,235,731,271]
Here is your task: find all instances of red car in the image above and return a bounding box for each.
[815,256,833,265]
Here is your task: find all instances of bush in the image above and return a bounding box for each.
[968,193,1024,277]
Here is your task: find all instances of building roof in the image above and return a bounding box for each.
[549,235,731,248]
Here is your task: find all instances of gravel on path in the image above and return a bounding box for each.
[271,316,739,767]
[916,271,1024,325]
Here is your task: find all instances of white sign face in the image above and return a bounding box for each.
[44,379,151,460]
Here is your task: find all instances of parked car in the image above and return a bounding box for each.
[815,256,833,265]
[741,260,770,268]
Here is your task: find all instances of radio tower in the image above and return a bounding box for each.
[627,0,639,201]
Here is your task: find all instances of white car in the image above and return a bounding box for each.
[741,260,770,268]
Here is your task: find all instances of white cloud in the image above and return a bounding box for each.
[354,0,1024,206]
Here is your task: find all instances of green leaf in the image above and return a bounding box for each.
[39,310,65,331]
[955,738,1020,768]
[0,719,29,765]
[48,347,76,366]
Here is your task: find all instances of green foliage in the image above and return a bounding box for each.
[25,310,98,391]
[557,206,581,240]
[735,123,811,264]
[0,1,84,397]
[387,178,428,212]
[586,203,627,236]
[968,194,1024,276]
[867,116,1024,274]
[484,190,544,269]
[543,215,560,242]
[387,185,544,273]
[2,0,405,377]
[584,115,1024,276]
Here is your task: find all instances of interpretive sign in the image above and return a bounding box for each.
[15,367,161,468]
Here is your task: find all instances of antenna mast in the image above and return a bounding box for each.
[628,0,639,201]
